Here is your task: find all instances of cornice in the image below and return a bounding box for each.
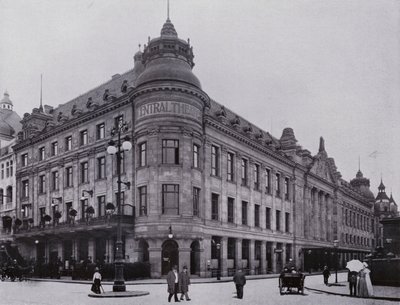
[204,116,297,168]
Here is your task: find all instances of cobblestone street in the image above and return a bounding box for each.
[0,274,396,305]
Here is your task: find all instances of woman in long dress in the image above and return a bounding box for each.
[358,262,373,297]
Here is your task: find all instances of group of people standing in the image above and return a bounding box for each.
[348,262,374,297]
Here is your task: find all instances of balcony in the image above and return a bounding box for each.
[13,215,135,238]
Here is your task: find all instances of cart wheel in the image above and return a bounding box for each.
[279,286,284,295]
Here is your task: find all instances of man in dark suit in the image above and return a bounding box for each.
[167,265,180,302]
[348,271,358,296]
[233,268,246,299]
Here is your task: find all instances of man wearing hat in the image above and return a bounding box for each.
[179,265,191,301]
[167,265,180,302]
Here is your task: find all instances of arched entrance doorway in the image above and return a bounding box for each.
[162,240,179,275]
[190,240,200,275]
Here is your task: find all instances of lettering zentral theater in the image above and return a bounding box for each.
[10,13,382,280]
[137,101,201,121]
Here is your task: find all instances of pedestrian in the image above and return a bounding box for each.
[167,265,180,302]
[348,270,358,296]
[358,262,373,297]
[322,266,330,286]
[91,267,102,294]
[179,265,191,301]
[233,268,246,299]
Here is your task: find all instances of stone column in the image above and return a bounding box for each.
[88,238,95,262]
[202,238,212,278]
[149,244,162,278]
[260,241,267,274]
[180,246,191,273]
[249,239,255,275]
[57,242,63,261]
[221,237,228,277]
[282,243,287,266]
[235,238,242,270]
[271,242,277,273]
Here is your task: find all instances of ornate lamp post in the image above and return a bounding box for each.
[333,239,339,283]
[107,120,132,292]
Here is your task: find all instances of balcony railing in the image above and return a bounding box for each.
[13,215,135,235]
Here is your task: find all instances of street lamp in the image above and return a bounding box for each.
[107,119,132,292]
[333,240,339,283]
[168,225,174,239]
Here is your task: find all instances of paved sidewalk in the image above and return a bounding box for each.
[305,273,400,302]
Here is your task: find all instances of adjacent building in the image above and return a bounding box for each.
[0,92,22,244]
[11,17,376,277]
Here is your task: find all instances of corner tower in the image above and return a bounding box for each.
[130,18,209,278]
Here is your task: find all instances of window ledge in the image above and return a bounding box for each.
[210,175,222,180]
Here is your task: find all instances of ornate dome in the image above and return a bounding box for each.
[135,19,201,89]
[350,170,375,200]
[0,91,13,110]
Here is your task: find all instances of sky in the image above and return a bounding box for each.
[1,0,399,199]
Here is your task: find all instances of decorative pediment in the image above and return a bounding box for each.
[309,154,341,184]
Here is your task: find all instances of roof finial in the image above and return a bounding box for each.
[39,74,43,112]
[167,0,170,21]
[358,156,360,171]
[318,136,325,152]
[138,44,141,51]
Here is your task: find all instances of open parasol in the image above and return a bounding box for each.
[346,259,364,272]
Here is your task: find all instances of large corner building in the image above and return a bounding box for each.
[12,17,376,278]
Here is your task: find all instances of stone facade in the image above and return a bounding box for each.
[10,18,376,278]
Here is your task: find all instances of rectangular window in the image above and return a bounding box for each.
[0,189,3,204]
[113,151,126,174]
[97,195,105,217]
[242,239,249,260]
[9,161,12,177]
[211,145,220,176]
[39,175,46,194]
[65,166,73,187]
[284,177,290,200]
[285,212,290,233]
[115,191,125,214]
[81,199,88,220]
[21,153,28,167]
[114,115,124,128]
[276,210,281,231]
[80,161,89,183]
[193,144,200,168]
[266,207,271,229]
[228,238,235,260]
[162,184,179,215]
[97,156,106,179]
[254,164,260,190]
[22,180,29,198]
[96,123,105,140]
[211,193,219,220]
[162,140,179,164]
[51,141,58,156]
[6,162,9,177]
[52,171,59,191]
[227,152,234,181]
[242,201,248,225]
[139,186,148,216]
[139,142,147,167]
[0,164,3,179]
[255,241,261,260]
[65,136,72,151]
[193,187,200,216]
[255,204,260,227]
[39,147,45,161]
[275,173,281,197]
[241,158,248,186]
[227,197,234,223]
[80,130,88,146]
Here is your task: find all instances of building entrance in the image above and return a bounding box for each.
[190,240,200,275]
[162,240,179,275]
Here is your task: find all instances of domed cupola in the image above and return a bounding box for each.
[0,91,13,111]
[350,169,375,200]
[135,18,201,89]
